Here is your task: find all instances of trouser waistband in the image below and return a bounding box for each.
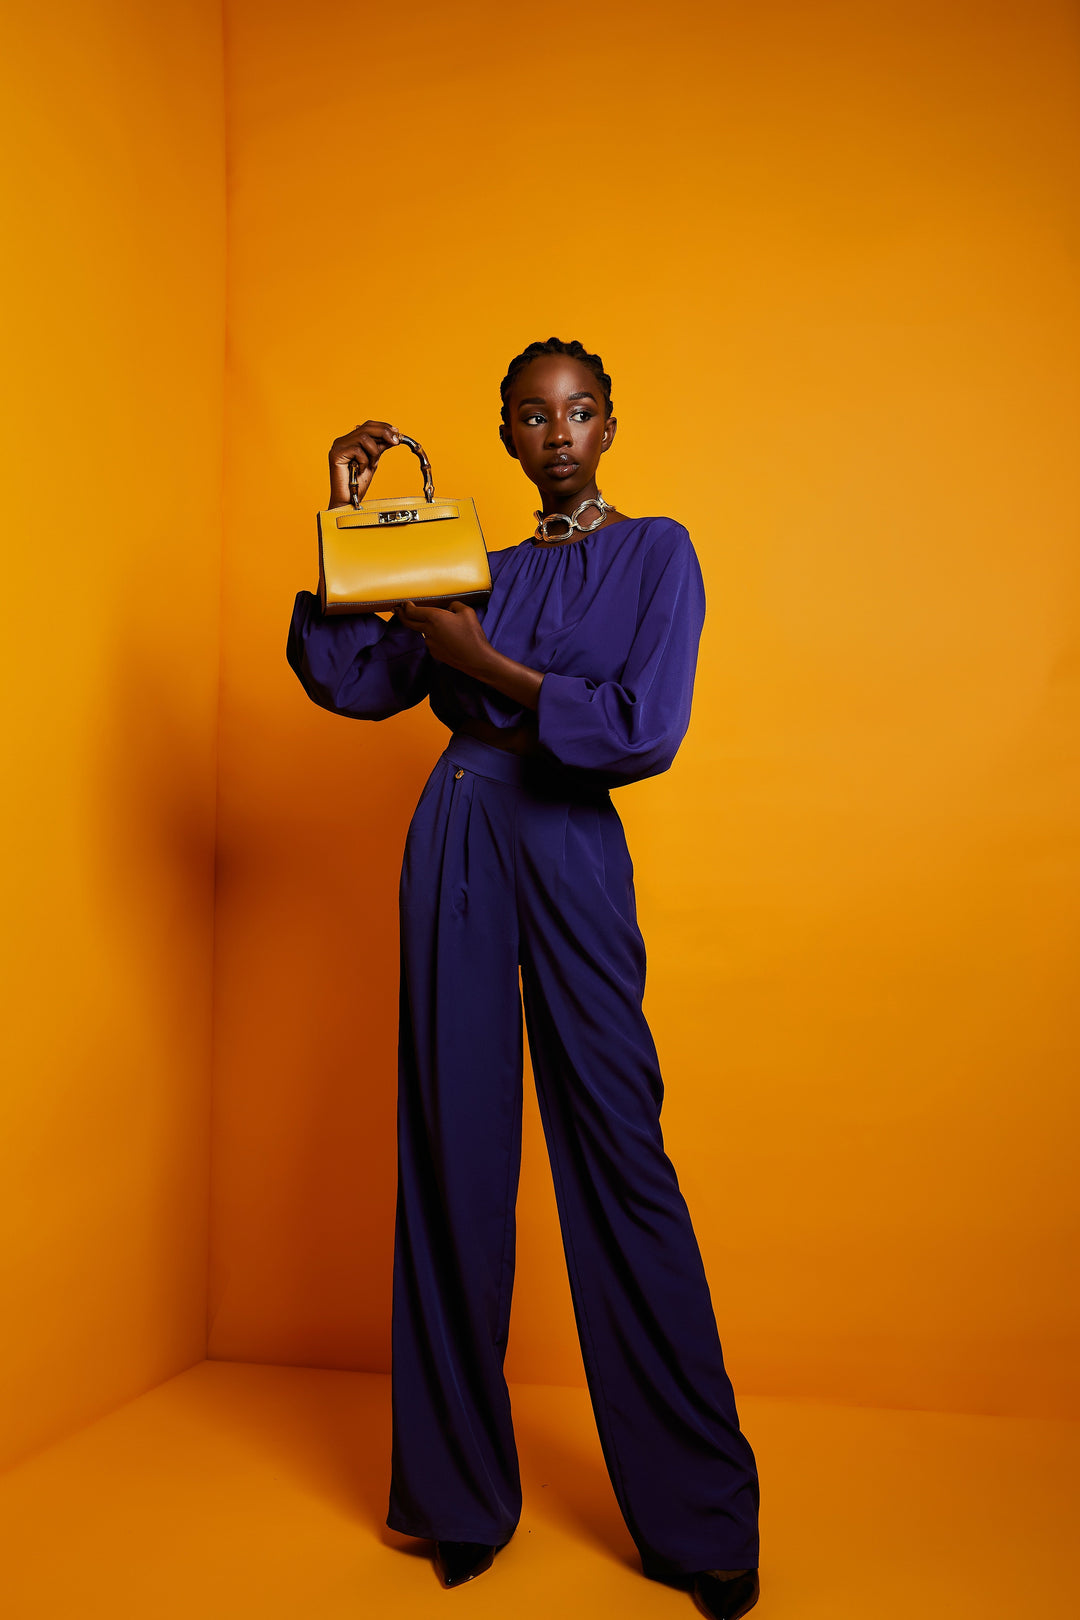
[442,731,536,785]
[441,730,610,800]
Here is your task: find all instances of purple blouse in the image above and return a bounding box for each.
[286,514,706,790]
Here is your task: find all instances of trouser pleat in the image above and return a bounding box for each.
[387,755,523,1543]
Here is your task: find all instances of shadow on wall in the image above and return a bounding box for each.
[52,591,221,1377]
[205,631,442,1368]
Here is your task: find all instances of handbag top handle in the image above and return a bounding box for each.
[348,434,435,509]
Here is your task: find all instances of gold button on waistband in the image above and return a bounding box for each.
[454,767,464,778]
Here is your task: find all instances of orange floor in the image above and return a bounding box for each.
[0,1363,1076,1618]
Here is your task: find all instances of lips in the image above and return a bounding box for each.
[546,459,578,477]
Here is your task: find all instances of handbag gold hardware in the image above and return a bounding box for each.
[316,433,492,614]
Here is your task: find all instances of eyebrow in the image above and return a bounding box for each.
[517,390,598,407]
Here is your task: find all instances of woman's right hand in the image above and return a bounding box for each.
[327,419,401,507]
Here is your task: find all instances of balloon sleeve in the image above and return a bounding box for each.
[535,525,706,787]
[286,590,432,721]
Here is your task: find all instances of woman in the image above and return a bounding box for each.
[286,339,762,1620]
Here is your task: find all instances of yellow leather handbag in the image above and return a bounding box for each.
[316,434,492,614]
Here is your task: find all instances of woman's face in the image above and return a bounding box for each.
[500,354,617,504]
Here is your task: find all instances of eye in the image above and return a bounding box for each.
[523,413,546,426]
[571,409,594,422]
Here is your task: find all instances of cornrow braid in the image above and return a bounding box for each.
[499,337,613,429]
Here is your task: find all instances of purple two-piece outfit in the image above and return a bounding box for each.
[287,514,760,1575]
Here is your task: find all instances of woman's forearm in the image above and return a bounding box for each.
[472,648,544,711]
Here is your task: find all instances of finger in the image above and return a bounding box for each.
[349,421,400,445]
[333,448,374,478]
[333,429,399,467]
[353,432,390,464]
[402,601,448,624]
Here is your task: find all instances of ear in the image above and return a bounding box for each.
[499,423,519,460]
[600,414,618,453]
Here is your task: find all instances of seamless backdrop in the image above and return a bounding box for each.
[3,0,1078,1474]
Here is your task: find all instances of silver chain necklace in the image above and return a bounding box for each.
[533,492,614,545]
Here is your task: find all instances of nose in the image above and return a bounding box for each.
[544,415,572,447]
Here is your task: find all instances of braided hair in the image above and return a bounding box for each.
[499,337,613,429]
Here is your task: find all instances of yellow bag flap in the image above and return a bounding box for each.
[331,500,460,530]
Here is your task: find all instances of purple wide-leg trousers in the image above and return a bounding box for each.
[385,730,760,1576]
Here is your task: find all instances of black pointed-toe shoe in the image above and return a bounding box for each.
[691,1567,760,1620]
[433,1539,503,1588]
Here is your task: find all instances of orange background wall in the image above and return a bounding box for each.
[1,3,225,1466]
[211,0,1080,1417]
[3,0,1077,1478]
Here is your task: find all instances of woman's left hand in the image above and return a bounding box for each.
[396,599,495,678]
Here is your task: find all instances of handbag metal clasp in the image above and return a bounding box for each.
[378,509,419,525]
